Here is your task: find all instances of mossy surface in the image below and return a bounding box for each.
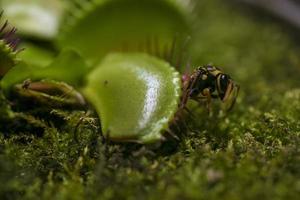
[1,0,300,199]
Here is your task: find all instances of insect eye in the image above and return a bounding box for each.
[217,74,232,100]
[220,74,230,92]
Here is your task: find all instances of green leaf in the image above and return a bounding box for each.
[1,49,90,93]
[83,53,182,143]
[18,43,55,67]
[58,0,191,64]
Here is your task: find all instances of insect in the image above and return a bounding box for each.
[182,65,240,112]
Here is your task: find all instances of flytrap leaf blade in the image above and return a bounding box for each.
[83,53,182,143]
[58,0,191,65]
[1,49,90,93]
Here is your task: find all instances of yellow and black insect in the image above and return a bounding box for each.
[182,65,240,111]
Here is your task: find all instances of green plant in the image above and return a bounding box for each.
[0,12,20,77]
[2,0,298,199]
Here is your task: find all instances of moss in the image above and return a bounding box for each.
[1,0,300,199]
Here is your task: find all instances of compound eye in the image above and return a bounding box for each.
[220,74,230,92]
[217,74,231,100]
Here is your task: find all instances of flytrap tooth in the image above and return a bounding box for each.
[153,36,160,58]
[0,14,21,77]
[163,43,170,61]
[0,14,20,53]
[9,39,19,51]
[132,37,173,61]
[0,21,8,33]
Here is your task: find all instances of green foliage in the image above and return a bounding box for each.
[83,53,181,143]
[0,41,18,77]
[0,0,300,199]
[58,0,191,64]
[1,49,90,93]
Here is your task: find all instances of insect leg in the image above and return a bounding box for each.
[201,88,212,113]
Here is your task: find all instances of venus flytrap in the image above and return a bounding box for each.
[1,50,184,143]
[0,0,238,144]
[2,50,238,143]
[0,0,191,143]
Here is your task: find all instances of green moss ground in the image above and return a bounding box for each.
[0,0,300,199]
